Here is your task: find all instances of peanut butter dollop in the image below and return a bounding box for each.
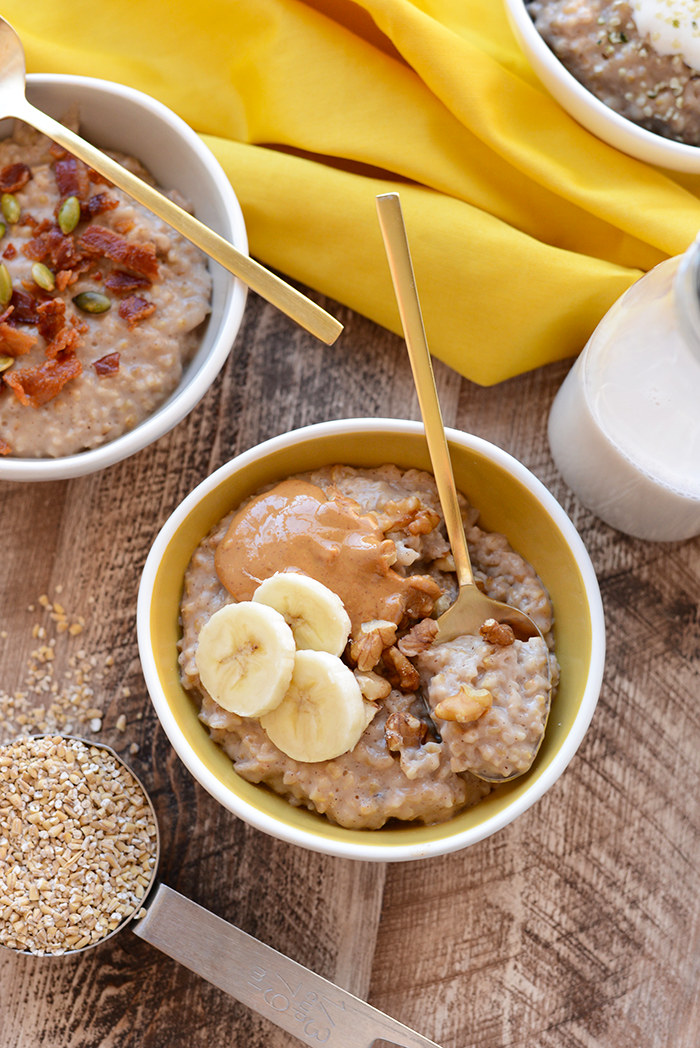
[214,478,440,633]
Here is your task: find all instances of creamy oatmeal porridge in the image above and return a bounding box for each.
[0,115,211,458]
[178,465,559,831]
[528,0,700,145]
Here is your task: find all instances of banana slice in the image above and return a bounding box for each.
[260,649,376,762]
[195,602,296,717]
[252,572,351,657]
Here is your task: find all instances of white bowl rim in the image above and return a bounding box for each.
[0,72,248,482]
[503,0,700,172]
[137,417,606,862]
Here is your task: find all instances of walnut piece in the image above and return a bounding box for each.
[406,509,441,536]
[382,645,420,691]
[374,496,440,538]
[398,617,438,657]
[434,684,492,723]
[479,618,515,646]
[349,619,398,671]
[385,711,428,751]
[354,669,392,702]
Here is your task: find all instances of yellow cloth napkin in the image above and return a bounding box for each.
[7,0,700,383]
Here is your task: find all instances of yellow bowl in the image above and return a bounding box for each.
[137,419,605,861]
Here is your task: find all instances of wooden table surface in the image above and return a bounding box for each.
[2,281,699,1048]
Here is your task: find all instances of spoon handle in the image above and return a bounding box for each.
[376,192,474,588]
[15,97,342,346]
[135,884,442,1048]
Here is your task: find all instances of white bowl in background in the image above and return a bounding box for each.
[137,418,606,863]
[0,73,247,482]
[503,0,700,172]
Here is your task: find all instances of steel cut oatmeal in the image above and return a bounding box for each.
[0,114,211,458]
[528,0,700,145]
[178,465,559,831]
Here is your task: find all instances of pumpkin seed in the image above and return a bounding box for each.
[72,291,111,314]
[58,195,81,235]
[0,263,12,308]
[0,222,6,239]
[0,355,13,373]
[1,193,19,224]
[31,262,55,292]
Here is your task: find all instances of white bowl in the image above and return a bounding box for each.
[0,74,247,481]
[137,418,606,863]
[503,0,700,171]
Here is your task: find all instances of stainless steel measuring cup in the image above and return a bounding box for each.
[0,735,440,1048]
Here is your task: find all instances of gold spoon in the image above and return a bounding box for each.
[375,191,543,645]
[0,16,342,345]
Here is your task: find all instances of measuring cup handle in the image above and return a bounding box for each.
[134,884,442,1048]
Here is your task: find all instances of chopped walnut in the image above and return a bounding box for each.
[373,496,440,538]
[375,496,420,532]
[349,619,397,671]
[432,554,455,572]
[479,618,515,646]
[382,646,420,691]
[398,617,438,657]
[385,711,428,752]
[434,684,492,724]
[407,509,441,536]
[353,669,392,702]
[400,574,441,623]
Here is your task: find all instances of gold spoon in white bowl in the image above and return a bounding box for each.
[0,16,342,345]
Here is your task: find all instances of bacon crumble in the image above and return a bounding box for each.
[104,269,152,295]
[0,322,37,357]
[93,352,120,377]
[36,298,66,343]
[78,225,158,279]
[87,168,112,186]
[55,270,76,292]
[118,295,156,329]
[4,353,82,408]
[80,193,119,220]
[54,156,90,201]
[23,227,86,272]
[8,289,41,326]
[0,163,31,193]
[45,327,81,361]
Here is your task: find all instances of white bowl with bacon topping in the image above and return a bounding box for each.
[0,74,247,480]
